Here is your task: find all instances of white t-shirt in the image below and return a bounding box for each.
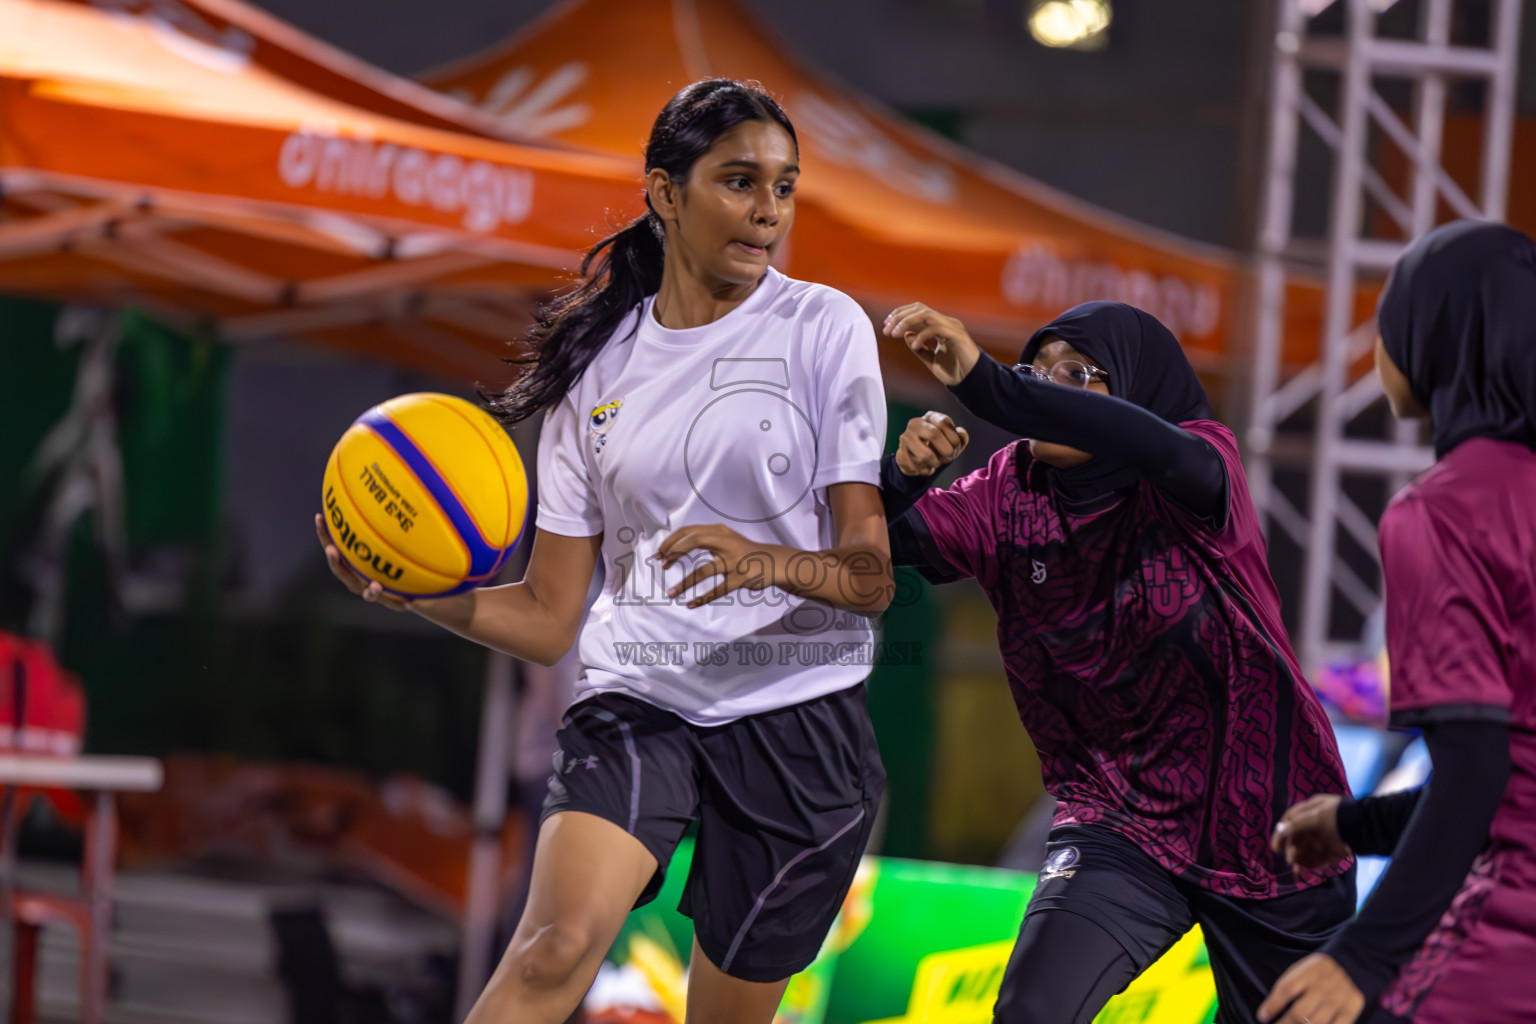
[536,268,888,725]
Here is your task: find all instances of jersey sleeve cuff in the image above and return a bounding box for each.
[812,462,882,489]
[535,508,604,538]
[1389,702,1512,728]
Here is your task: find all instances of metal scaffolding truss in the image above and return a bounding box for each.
[1246,0,1523,674]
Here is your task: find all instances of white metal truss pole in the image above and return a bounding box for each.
[1245,0,1310,520]
[1482,0,1523,221]
[1247,0,1524,675]
[1411,0,1453,239]
[1298,0,1375,673]
[1387,0,1453,499]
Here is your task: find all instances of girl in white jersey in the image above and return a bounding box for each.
[316,79,891,1023]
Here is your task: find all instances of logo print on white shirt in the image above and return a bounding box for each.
[1032,559,1048,584]
[589,398,622,455]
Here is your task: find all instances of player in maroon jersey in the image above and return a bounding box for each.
[1264,221,1536,1024]
[882,299,1354,1023]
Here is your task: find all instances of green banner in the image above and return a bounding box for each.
[589,840,1218,1024]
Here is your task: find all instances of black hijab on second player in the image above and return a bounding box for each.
[1377,220,1536,456]
[1019,300,1215,499]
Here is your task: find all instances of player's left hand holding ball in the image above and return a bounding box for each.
[315,513,411,612]
[1258,953,1364,1024]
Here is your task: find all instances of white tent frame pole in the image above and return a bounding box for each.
[456,652,517,1020]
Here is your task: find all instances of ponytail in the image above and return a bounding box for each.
[484,79,796,424]
[483,210,664,423]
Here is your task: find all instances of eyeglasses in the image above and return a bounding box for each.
[1015,359,1109,390]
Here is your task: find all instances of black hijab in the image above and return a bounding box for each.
[1377,220,1536,457]
[1020,301,1214,501]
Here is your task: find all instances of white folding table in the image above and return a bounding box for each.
[0,755,163,1024]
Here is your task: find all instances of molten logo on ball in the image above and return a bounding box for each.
[324,486,406,582]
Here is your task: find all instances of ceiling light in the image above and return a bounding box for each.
[1028,0,1112,51]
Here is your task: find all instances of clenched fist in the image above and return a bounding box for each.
[897,412,970,477]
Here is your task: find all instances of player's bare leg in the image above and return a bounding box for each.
[683,935,792,1024]
[464,811,656,1024]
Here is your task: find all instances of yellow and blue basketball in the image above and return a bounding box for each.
[320,393,528,598]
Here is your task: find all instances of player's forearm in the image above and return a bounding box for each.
[753,542,894,615]
[949,353,1227,517]
[880,451,938,522]
[411,582,577,665]
[1325,720,1510,1004]
[1336,788,1423,856]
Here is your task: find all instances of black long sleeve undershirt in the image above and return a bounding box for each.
[947,354,1229,522]
[881,450,937,522]
[880,354,1231,579]
[1325,719,1511,1007]
[1336,788,1423,857]
[879,456,959,579]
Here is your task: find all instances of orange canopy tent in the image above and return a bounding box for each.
[421,0,1339,381]
[3,0,1344,390]
[0,0,646,380]
[40,0,535,142]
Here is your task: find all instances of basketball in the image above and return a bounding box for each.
[320,394,528,598]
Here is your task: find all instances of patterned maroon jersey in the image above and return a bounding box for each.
[1375,438,1536,1022]
[912,420,1349,898]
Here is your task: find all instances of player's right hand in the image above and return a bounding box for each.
[1270,793,1349,870]
[897,412,970,477]
[883,303,982,386]
[315,513,411,612]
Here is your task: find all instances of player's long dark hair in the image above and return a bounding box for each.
[484,79,797,423]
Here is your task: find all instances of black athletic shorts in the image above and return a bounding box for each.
[995,824,1357,1024]
[541,683,885,983]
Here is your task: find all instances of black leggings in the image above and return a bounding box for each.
[995,909,1141,1024]
[994,825,1357,1024]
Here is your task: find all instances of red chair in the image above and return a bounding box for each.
[9,890,93,1023]
[1,632,99,1024]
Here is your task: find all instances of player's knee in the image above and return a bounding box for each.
[509,922,595,990]
[994,985,1075,1024]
